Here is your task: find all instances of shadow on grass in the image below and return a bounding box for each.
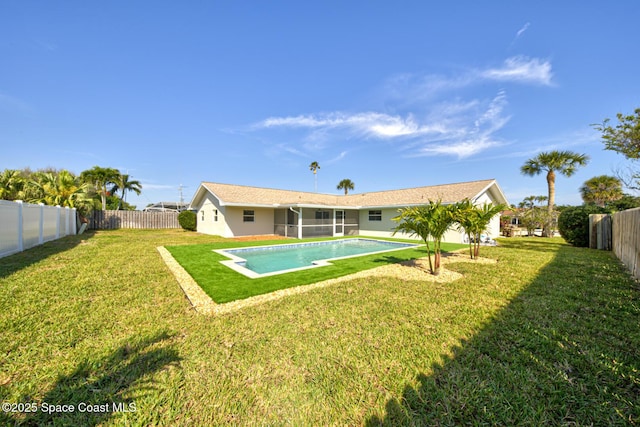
[1,331,180,426]
[0,231,96,279]
[367,244,640,425]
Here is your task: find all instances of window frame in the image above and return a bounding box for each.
[243,209,255,223]
[368,210,382,221]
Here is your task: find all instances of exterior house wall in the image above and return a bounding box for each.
[225,206,274,237]
[357,207,469,244]
[196,194,230,237]
[473,192,501,238]
[356,208,467,242]
[357,208,401,238]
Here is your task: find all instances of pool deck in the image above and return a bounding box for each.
[157,246,496,316]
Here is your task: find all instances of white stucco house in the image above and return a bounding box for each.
[188,179,509,243]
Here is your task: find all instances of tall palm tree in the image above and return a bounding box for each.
[520,150,589,236]
[309,161,320,192]
[580,175,623,207]
[111,173,142,210]
[80,166,121,210]
[336,178,355,195]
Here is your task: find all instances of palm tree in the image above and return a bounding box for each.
[336,178,355,195]
[520,150,589,236]
[111,173,142,210]
[0,169,25,200]
[309,161,320,192]
[455,200,506,259]
[80,166,121,210]
[27,170,92,213]
[580,175,623,207]
[393,200,458,275]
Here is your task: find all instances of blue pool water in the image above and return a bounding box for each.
[218,238,417,276]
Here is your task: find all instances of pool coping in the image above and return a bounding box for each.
[213,238,419,278]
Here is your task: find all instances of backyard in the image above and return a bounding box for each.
[0,229,638,425]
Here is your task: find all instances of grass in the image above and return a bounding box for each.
[165,237,465,303]
[0,229,638,425]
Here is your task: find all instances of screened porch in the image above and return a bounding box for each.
[274,208,359,238]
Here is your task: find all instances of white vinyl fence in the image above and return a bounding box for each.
[0,200,77,259]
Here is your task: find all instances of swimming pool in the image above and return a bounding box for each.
[215,238,418,278]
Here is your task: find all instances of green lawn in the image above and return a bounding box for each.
[0,229,638,425]
[165,237,465,303]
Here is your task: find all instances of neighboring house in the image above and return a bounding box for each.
[143,202,190,212]
[189,179,509,243]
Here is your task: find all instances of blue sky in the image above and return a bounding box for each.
[2,1,639,209]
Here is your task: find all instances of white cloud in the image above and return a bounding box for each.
[258,112,446,139]
[516,23,530,39]
[255,91,510,160]
[414,138,501,158]
[482,56,553,86]
[407,92,510,158]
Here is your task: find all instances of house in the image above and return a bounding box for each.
[143,201,190,212]
[188,179,509,243]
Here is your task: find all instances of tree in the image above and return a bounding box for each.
[580,175,623,207]
[454,200,506,259]
[26,170,93,214]
[111,173,142,210]
[516,195,549,236]
[593,108,640,190]
[593,108,640,160]
[80,166,121,210]
[336,178,355,195]
[392,200,458,275]
[520,150,589,236]
[309,161,320,192]
[0,169,25,200]
[607,193,640,211]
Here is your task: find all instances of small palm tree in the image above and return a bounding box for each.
[455,201,506,259]
[309,161,320,192]
[521,150,589,236]
[393,200,457,275]
[111,173,142,210]
[336,178,355,195]
[580,175,623,207]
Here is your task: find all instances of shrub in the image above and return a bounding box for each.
[178,210,197,231]
[557,205,607,247]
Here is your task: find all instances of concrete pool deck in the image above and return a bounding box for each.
[157,246,496,316]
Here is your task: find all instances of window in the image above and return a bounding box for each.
[213,209,218,222]
[315,211,330,221]
[368,210,382,221]
[243,210,255,222]
[201,210,204,221]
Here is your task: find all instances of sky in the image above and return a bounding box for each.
[2,1,639,209]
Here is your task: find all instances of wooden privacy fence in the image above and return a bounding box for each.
[611,207,640,281]
[589,214,612,250]
[89,210,180,230]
